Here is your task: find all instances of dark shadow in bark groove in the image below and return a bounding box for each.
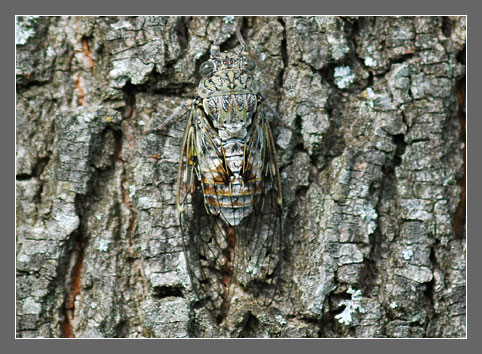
[153,285,184,299]
[238,313,260,338]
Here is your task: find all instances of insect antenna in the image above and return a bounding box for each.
[210,18,223,57]
[235,23,247,51]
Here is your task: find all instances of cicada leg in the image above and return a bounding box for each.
[147,99,193,134]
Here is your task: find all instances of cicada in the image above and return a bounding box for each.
[157,24,283,323]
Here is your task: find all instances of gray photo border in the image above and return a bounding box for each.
[6,0,475,352]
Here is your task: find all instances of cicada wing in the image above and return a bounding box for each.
[178,107,236,323]
[177,107,211,305]
[176,106,198,217]
[233,107,283,306]
[182,193,234,322]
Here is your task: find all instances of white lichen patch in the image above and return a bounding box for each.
[335,287,365,326]
[245,263,260,276]
[97,239,110,252]
[364,57,378,67]
[223,16,236,24]
[362,203,378,235]
[402,248,413,260]
[16,16,39,45]
[334,66,355,89]
[46,46,55,57]
[327,33,350,61]
[276,314,287,326]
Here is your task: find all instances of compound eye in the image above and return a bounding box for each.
[200,61,215,76]
[244,58,255,72]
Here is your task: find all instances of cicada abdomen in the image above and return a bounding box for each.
[177,41,283,323]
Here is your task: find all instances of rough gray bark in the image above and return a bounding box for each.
[16,16,466,338]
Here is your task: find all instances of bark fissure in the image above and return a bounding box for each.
[60,226,86,338]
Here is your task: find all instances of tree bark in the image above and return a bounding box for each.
[16,16,466,338]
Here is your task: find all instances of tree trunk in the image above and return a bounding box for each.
[16,16,466,338]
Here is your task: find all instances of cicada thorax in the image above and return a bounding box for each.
[195,93,263,226]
